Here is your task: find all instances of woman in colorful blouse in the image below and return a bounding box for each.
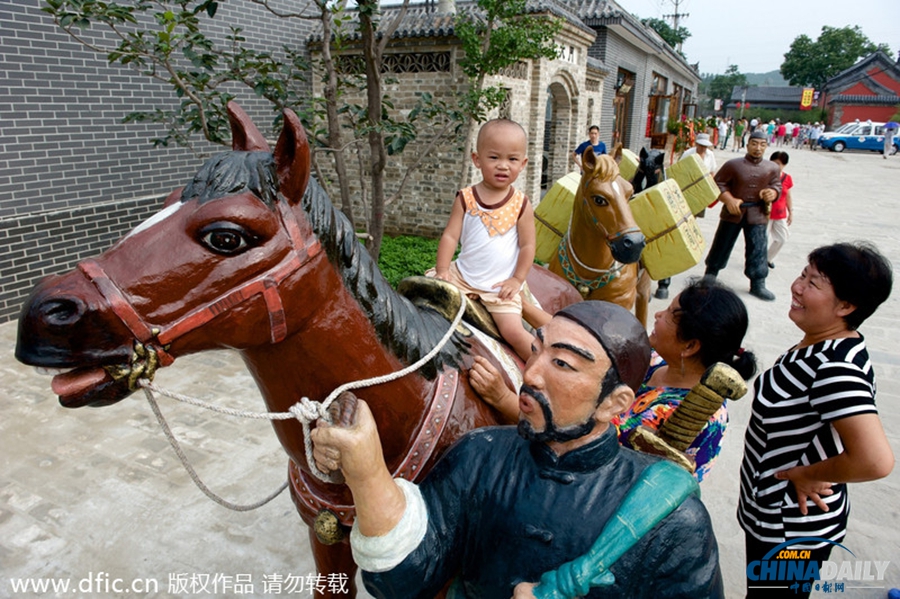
[613,277,758,481]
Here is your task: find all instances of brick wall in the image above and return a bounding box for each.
[0,0,312,323]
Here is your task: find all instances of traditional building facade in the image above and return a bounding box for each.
[309,0,701,237]
[820,51,900,126]
[725,86,806,115]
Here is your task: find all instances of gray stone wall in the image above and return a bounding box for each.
[0,0,312,323]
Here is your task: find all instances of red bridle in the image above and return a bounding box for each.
[78,198,322,369]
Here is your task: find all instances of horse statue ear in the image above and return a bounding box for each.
[227,102,270,152]
[611,143,624,164]
[274,108,311,204]
[582,146,597,173]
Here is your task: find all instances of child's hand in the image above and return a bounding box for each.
[494,277,522,300]
[434,269,451,282]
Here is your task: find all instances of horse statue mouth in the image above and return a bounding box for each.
[44,365,125,408]
[610,232,646,264]
[20,340,162,408]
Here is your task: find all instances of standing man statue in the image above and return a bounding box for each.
[704,130,782,301]
[572,125,607,170]
[311,301,724,599]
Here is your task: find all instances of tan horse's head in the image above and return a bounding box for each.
[577,150,645,264]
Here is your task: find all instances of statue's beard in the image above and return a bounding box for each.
[517,384,596,444]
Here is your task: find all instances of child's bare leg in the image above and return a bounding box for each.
[492,312,536,363]
[521,300,552,329]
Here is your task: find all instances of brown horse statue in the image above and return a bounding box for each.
[15,103,581,597]
[548,149,649,326]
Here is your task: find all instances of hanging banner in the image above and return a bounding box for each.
[800,88,815,110]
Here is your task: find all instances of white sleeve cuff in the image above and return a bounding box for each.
[350,478,428,573]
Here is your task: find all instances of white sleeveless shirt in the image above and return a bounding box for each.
[455,186,527,291]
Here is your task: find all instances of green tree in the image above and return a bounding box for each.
[641,17,690,54]
[781,25,890,90]
[706,65,748,113]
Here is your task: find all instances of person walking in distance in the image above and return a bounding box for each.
[766,151,793,269]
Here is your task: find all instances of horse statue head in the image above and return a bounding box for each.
[632,147,666,193]
[548,148,645,320]
[576,150,644,265]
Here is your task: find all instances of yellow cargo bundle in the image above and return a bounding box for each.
[618,148,640,183]
[630,179,705,280]
[668,153,721,216]
[534,171,581,263]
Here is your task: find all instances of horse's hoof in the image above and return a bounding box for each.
[653,287,669,300]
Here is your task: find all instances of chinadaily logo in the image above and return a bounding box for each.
[746,538,892,594]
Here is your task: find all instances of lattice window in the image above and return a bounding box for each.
[498,61,529,80]
[335,51,451,74]
[498,88,512,119]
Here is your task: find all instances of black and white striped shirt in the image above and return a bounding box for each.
[737,336,878,549]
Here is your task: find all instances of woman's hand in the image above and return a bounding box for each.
[774,467,834,515]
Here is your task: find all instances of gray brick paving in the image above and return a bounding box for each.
[2,147,899,597]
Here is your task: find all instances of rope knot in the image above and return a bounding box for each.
[292,397,327,423]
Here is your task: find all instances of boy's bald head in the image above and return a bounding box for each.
[476,119,527,152]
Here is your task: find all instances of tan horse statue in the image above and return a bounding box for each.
[548,150,650,326]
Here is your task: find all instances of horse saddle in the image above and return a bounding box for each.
[397,276,502,340]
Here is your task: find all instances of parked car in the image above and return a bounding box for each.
[818,121,900,153]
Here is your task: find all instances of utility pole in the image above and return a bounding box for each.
[662,0,689,53]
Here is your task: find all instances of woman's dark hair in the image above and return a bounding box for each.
[770,150,789,165]
[808,242,893,330]
[676,277,757,380]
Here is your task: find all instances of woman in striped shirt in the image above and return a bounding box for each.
[738,242,894,598]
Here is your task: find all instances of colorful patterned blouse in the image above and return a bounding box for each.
[612,353,728,482]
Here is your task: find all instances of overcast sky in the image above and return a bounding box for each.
[624,0,899,76]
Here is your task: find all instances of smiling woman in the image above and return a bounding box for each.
[738,241,895,599]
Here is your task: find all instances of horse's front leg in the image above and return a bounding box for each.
[309,528,358,599]
[634,269,652,329]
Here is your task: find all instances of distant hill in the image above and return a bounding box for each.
[745,70,789,87]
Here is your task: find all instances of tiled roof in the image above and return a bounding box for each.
[558,0,622,21]
[728,86,803,103]
[308,0,593,43]
[829,94,900,105]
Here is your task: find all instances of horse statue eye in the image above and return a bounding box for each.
[199,222,257,255]
[592,195,609,207]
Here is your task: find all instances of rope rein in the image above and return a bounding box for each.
[139,288,467,508]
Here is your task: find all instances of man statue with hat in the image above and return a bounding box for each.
[704,130,782,301]
[311,301,724,598]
